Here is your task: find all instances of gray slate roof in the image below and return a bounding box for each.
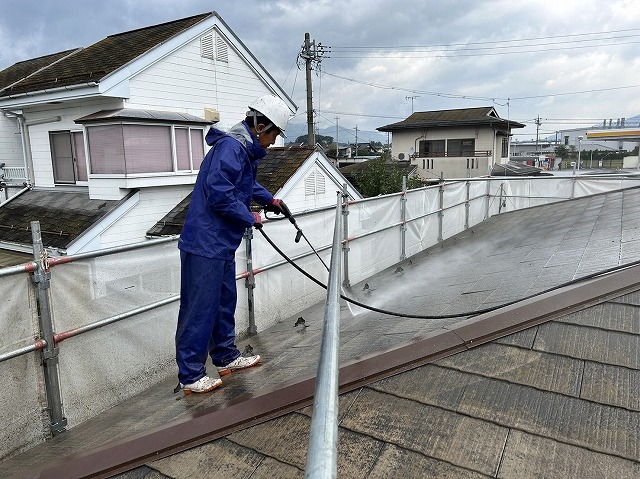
[377,106,526,132]
[0,13,211,97]
[0,188,132,251]
[1,187,639,478]
[75,108,209,126]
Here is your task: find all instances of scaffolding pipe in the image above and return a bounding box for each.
[400,176,407,260]
[0,339,46,362]
[46,235,179,268]
[305,194,343,479]
[0,259,37,277]
[341,183,351,288]
[31,220,67,436]
[0,296,179,364]
[244,228,257,336]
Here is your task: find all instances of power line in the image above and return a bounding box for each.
[328,27,640,50]
[322,70,640,102]
[326,40,640,58]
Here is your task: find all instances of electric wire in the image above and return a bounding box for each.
[258,224,640,320]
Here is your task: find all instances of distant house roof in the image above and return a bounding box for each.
[0,188,133,250]
[0,13,211,97]
[491,161,549,176]
[377,106,525,132]
[146,146,320,237]
[75,108,209,125]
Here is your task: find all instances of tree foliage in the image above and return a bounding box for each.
[352,152,423,197]
[290,134,334,148]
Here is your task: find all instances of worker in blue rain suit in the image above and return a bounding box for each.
[176,94,292,394]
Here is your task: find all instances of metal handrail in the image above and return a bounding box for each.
[305,194,343,478]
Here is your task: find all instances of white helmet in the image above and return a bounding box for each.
[248,94,291,137]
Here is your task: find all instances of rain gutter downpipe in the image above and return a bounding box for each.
[305,193,343,478]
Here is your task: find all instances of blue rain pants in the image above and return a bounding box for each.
[175,251,241,384]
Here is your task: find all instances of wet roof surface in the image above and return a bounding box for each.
[2,187,640,478]
[0,188,126,251]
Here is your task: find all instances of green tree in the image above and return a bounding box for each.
[554,145,571,161]
[291,134,334,148]
[352,152,423,197]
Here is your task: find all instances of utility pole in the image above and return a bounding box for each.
[355,125,358,158]
[535,116,541,154]
[335,116,339,161]
[299,33,326,146]
[406,95,419,113]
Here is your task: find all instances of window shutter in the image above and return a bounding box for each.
[215,33,229,63]
[201,34,214,59]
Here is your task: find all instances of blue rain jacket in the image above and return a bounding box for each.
[178,121,273,260]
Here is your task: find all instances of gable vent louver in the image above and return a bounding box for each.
[215,33,229,63]
[305,170,326,196]
[201,34,214,60]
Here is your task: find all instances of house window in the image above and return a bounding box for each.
[418,140,445,157]
[448,139,475,157]
[564,136,569,146]
[501,137,509,158]
[305,169,326,196]
[86,124,204,175]
[50,131,88,184]
[175,128,205,170]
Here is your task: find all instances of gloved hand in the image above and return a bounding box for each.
[252,212,263,229]
[264,198,291,218]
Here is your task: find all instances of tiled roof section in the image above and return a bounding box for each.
[491,161,546,176]
[75,108,209,125]
[377,106,526,131]
[256,145,315,193]
[0,50,79,92]
[0,189,126,249]
[0,13,212,98]
[147,146,316,236]
[146,193,191,237]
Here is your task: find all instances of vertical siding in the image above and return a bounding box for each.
[127,30,274,130]
[0,114,23,167]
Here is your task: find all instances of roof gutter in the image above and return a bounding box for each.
[1,81,99,101]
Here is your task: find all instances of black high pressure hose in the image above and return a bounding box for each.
[261,212,640,320]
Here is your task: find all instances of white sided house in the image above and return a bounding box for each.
[0,12,296,260]
[377,107,525,180]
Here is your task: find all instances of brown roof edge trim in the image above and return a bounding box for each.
[37,264,640,479]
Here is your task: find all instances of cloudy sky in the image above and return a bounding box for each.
[1,0,639,143]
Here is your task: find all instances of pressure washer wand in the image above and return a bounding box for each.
[278,203,329,271]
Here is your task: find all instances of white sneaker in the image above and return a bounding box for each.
[217,355,261,376]
[180,375,222,395]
